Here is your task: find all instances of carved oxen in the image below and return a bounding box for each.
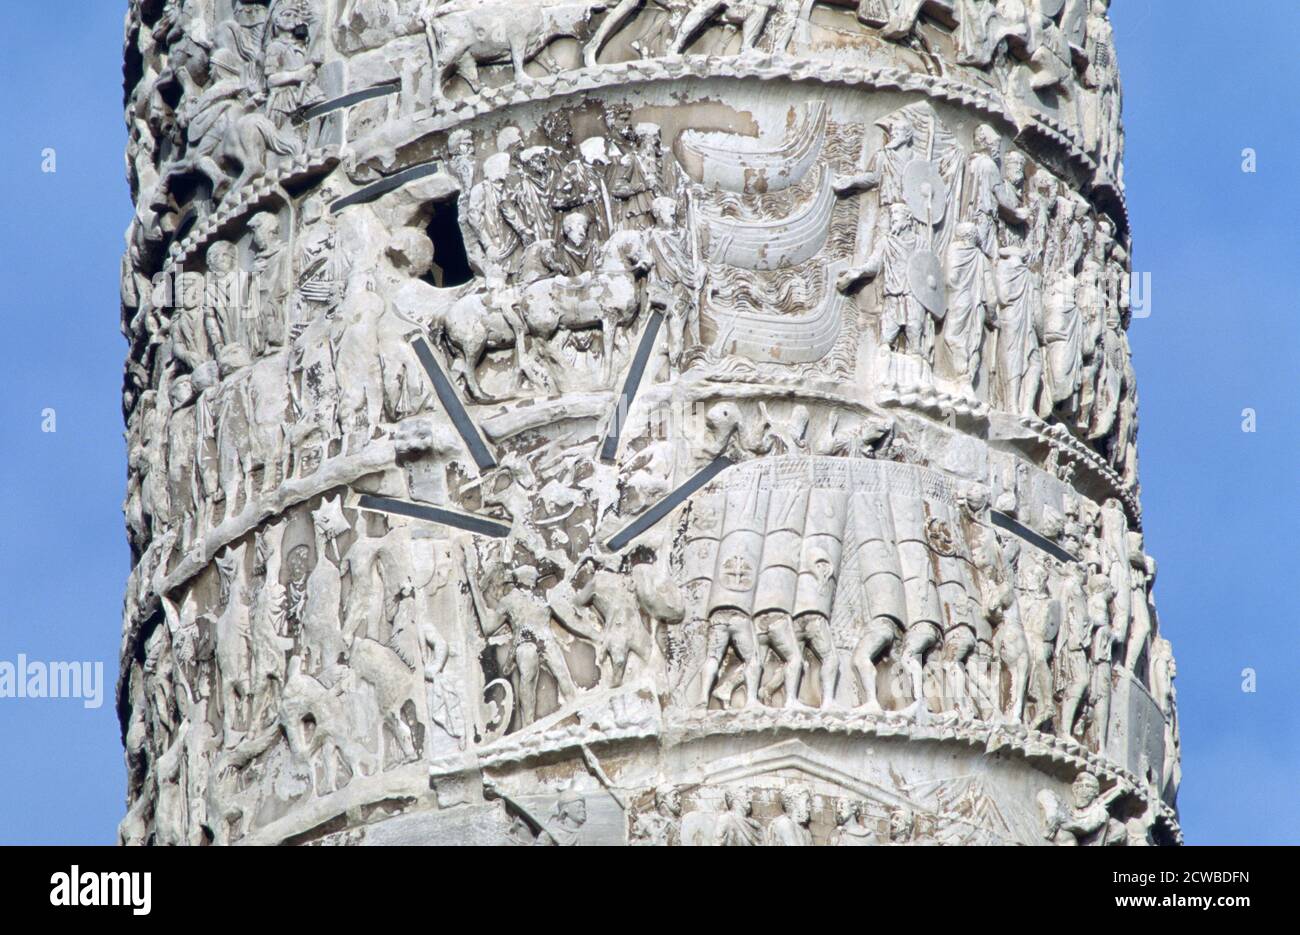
[427,1,611,101]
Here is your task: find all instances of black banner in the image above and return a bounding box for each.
[0,845,1276,921]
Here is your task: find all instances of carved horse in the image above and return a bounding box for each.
[278,656,374,793]
[347,638,421,765]
[211,545,252,740]
[167,88,301,211]
[518,228,653,382]
[426,288,525,400]
[427,230,652,395]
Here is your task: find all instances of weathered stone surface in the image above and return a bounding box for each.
[119,0,1178,846]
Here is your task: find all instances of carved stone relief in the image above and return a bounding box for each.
[119,0,1177,846]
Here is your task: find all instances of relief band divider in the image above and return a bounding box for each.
[990,510,1079,565]
[410,336,498,472]
[356,494,510,538]
[606,455,733,552]
[599,309,664,464]
[330,161,442,212]
[302,80,401,121]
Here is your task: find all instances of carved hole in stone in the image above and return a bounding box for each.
[426,197,473,288]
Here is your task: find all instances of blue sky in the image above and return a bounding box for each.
[0,2,1293,845]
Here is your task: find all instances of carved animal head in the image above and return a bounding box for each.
[312,496,351,543]
[215,543,248,605]
[704,402,741,455]
[255,520,286,579]
[601,230,652,275]
[386,228,435,279]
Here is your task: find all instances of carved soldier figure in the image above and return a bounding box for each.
[214,344,255,519]
[1017,552,1061,729]
[1023,0,1074,92]
[447,128,477,193]
[534,792,587,846]
[1056,564,1092,740]
[202,241,245,354]
[288,298,339,477]
[965,125,1028,258]
[841,204,931,358]
[262,0,325,133]
[879,806,914,844]
[954,0,1027,68]
[1088,224,1126,440]
[552,137,615,243]
[190,362,223,534]
[994,240,1044,415]
[466,152,522,281]
[211,0,270,85]
[165,376,199,545]
[467,558,584,727]
[340,528,388,644]
[631,784,683,845]
[1150,636,1180,801]
[562,557,653,688]
[483,455,565,569]
[764,785,814,845]
[708,787,761,845]
[830,798,877,845]
[646,196,700,372]
[834,110,918,212]
[1039,270,1084,416]
[169,270,213,373]
[1028,170,1058,266]
[292,189,343,335]
[701,608,762,709]
[248,212,290,352]
[1040,772,1125,845]
[1083,0,1122,179]
[1123,535,1153,673]
[557,211,595,276]
[609,122,663,231]
[245,351,292,493]
[790,546,842,708]
[971,536,1029,723]
[943,221,996,382]
[510,146,557,246]
[1086,571,1118,750]
[249,521,292,729]
[331,284,384,455]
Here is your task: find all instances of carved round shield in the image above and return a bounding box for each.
[907,249,946,317]
[1039,0,1066,18]
[902,159,948,226]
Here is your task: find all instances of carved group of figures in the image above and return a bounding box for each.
[120,496,474,845]
[342,0,1121,177]
[833,103,1137,485]
[117,0,1168,848]
[629,784,922,846]
[119,0,1125,417]
[626,772,1156,845]
[125,0,327,272]
[668,454,1170,776]
[124,201,447,557]
[433,106,702,399]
